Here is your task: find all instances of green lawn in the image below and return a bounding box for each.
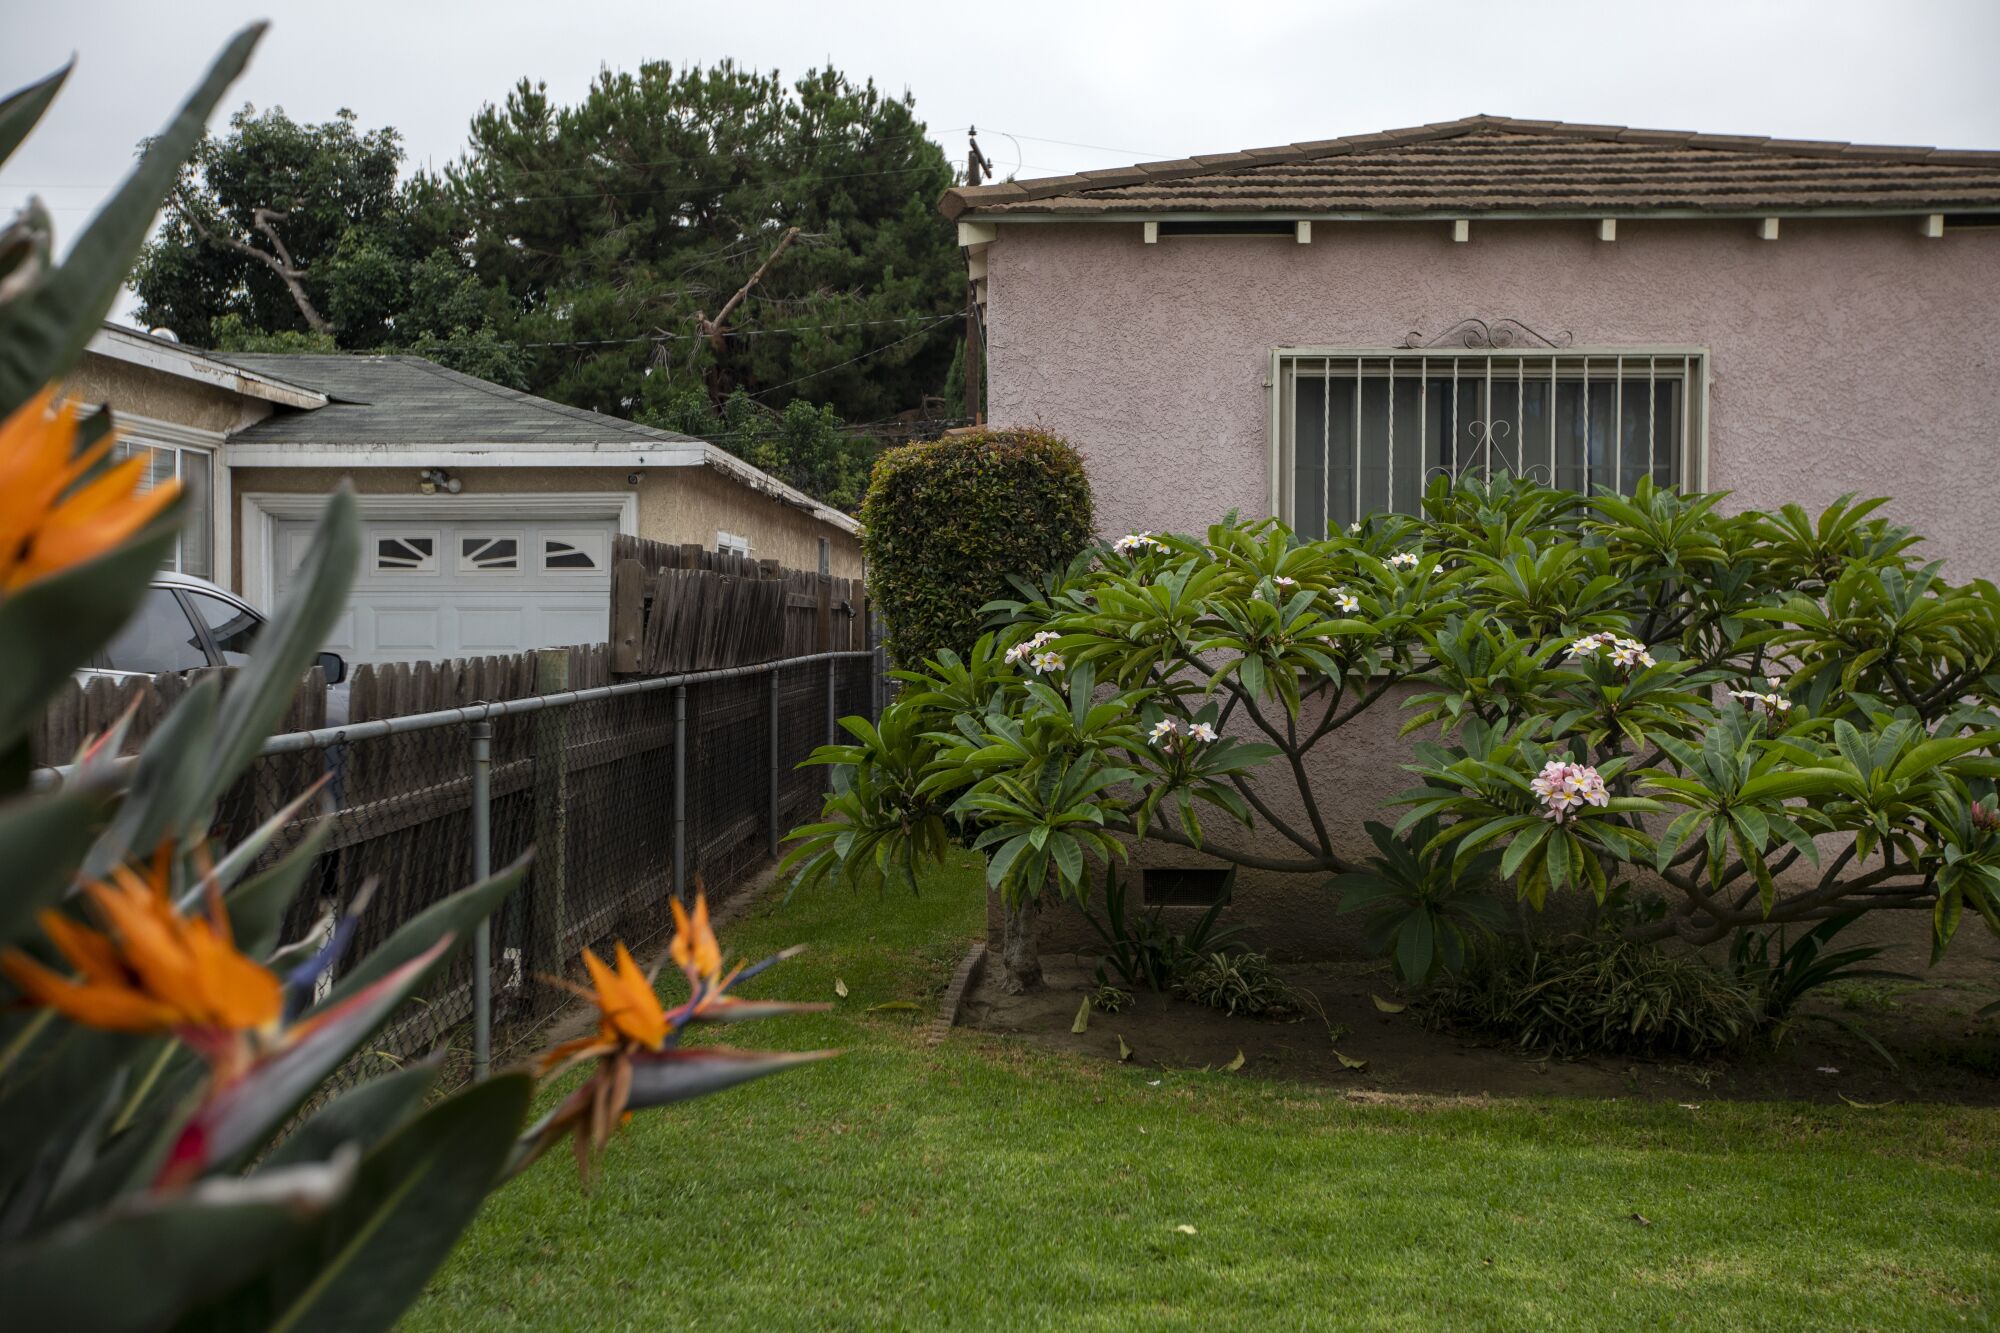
[410,858,2000,1331]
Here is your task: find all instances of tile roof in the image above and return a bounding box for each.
[218,353,702,446]
[940,115,2000,219]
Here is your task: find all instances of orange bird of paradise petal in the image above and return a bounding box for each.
[0,386,179,594]
[0,852,282,1065]
[668,891,723,983]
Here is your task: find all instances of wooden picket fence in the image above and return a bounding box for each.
[608,533,868,674]
[31,667,327,770]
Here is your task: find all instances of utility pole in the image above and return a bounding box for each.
[963,127,994,425]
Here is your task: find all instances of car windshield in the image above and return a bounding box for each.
[184,589,262,665]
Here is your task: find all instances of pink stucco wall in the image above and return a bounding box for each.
[980,216,2000,958]
[986,217,2000,573]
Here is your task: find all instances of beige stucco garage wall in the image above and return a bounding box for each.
[228,463,861,588]
[65,355,275,434]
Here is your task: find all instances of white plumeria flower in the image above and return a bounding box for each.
[1273,575,1297,588]
[1112,532,1169,557]
[1567,631,1654,673]
[1332,588,1360,613]
[1148,718,1180,743]
[1529,760,1608,824]
[1348,521,1363,534]
[1029,650,1064,674]
[1387,551,1419,569]
[1729,686,1792,718]
[1187,722,1218,743]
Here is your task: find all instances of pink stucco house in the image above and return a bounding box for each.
[945,115,2000,572]
[941,115,2000,954]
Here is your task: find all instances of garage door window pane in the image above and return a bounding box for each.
[99,589,209,674]
[376,536,436,571]
[459,536,519,570]
[543,540,597,570]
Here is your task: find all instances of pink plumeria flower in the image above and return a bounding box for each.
[1529,760,1609,824]
[1187,722,1218,743]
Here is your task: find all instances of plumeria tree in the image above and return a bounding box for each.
[0,35,833,1328]
[789,476,2000,990]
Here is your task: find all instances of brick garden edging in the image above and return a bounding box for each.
[926,940,987,1046]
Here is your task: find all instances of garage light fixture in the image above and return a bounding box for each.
[417,468,462,496]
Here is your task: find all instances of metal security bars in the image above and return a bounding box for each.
[33,648,883,1091]
[1272,349,1708,534]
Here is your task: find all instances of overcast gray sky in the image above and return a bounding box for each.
[7,0,1997,325]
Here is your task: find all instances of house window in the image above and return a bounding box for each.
[1275,350,1705,534]
[112,440,213,579]
[716,530,751,557]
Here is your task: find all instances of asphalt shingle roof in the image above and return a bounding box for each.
[218,353,702,446]
[941,115,2000,219]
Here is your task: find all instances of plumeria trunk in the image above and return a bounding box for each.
[999,895,1043,994]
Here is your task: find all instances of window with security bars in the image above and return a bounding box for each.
[1275,350,1705,535]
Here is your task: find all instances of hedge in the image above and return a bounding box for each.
[861,427,1094,667]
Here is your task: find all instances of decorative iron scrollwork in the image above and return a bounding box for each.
[1399,318,1573,350]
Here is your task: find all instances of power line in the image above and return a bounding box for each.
[749,312,961,400]
[512,312,955,349]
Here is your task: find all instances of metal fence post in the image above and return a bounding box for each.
[469,718,493,1081]
[766,666,781,858]
[825,656,837,747]
[673,683,688,902]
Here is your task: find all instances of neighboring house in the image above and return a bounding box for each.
[942,115,2000,952]
[945,114,2000,573]
[66,327,862,665]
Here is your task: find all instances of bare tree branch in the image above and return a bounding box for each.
[181,195,332,335]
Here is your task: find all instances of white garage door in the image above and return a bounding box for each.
[274,516,614,665]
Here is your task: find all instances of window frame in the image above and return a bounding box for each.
[1266,345,1711,529]
[112,436,217,579]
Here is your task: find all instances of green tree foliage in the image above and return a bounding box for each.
[860,429,1096,668]
[644,386,874,511]
[448,61,961,420]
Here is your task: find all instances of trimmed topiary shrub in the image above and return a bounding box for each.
[860,427,1094,666]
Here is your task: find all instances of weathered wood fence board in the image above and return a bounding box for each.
[609,533,868,673]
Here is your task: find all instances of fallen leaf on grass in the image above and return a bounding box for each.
[1173,1225,1198,1236]
[1678,1103,1701,1111]
[1839,1093,1895,1109]
[1629,1213,1652,1227]
[1146,1079,1161,1087]
[1072,997,1091,1034]
[1370,994,1406,1014]
[1223,1050,1245,1072]
[867,1000,919,1013]
[1118,1035,1133,1062]
[834,978,848,998]
[1334,1049,1368,1072]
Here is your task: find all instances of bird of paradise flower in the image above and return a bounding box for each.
[520,888,836,1180]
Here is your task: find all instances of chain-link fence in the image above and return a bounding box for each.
[179,648,883,1091]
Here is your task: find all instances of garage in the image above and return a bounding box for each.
[273,516,614,665]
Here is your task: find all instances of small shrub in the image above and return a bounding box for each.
[1422,936,1754,1059]
[1174,951,1303,1018]
[1090,984,1134,1014]
[860,427,1094,667]
[1087,865,1241,991]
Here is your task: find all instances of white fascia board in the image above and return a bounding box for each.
[86,325,327,410]
[223,440,858,535]
[223,442,712,468]
[696,443,860,533]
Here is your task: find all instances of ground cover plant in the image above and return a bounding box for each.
[787,475,2000,1019]
[411,858,2000,1331]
